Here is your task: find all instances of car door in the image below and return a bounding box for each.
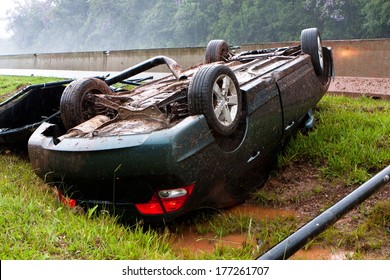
[244,83,283,159]
[229,81,283,196]
[277,57,323,137]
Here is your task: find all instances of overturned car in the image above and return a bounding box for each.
[1,28,333,223]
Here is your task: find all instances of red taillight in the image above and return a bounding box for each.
[134,194,164,215]
[57,191,77,208]
[135,184,195,215]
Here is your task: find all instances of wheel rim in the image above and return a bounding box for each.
[317,35,324,71]
[212,74,238,126]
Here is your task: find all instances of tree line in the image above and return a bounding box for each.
[1,0,389,54]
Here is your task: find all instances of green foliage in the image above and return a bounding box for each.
[1,0,389,54]
[362,0,390,38]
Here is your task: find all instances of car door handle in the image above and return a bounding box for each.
[247,151,261,163]
[285,121,295,131]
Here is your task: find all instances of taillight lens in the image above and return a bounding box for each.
[57,191,77,208]
[134,194,164,215]
[135,184,195,215]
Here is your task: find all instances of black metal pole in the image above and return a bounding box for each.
[257,165,390,260]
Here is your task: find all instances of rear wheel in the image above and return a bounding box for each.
[60,78,112,130]
[188,64,242,136]
[204,40,230,63]
[301,28,324,76]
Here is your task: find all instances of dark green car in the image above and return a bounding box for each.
[3,28,334,223]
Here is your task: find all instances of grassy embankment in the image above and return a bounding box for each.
[1,76,389,259]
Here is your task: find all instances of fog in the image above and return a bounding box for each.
[0,0,388,55]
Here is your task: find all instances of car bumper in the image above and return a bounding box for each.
[28,115,215,222]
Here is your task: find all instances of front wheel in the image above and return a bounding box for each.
[301,28,324,76]
[188,64,242,136]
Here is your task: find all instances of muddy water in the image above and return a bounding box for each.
[226,204,296,219]
[172,231,253,253]
[291,246,351,260]
[172,204,349,260]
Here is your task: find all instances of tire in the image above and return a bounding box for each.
[204,40,230,63]
[60,77,112,130]
[188,64,242,136]
[301,28,324,76]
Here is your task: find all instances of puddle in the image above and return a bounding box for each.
[172,204,349,259]
[172,230,255,253]
[292,246,352,260]
[227,204,297,219]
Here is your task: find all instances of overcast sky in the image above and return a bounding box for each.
[0,0,18,39]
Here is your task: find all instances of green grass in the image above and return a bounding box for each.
[279,95,390,184]
[0,154,175,260]
[0,76,64,101]
[0,75,138,103]
[1,76,389,259]
[315,200,390,259]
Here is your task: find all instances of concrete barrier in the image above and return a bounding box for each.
[0,39,389,78]
[238,39,390,78]
[0,47,206,74]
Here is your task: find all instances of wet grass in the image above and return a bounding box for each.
[0,76,63,102]
[1,75,389,259]
[0,154,175,260]
[317,200,390,259]
[278,95,390,184]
